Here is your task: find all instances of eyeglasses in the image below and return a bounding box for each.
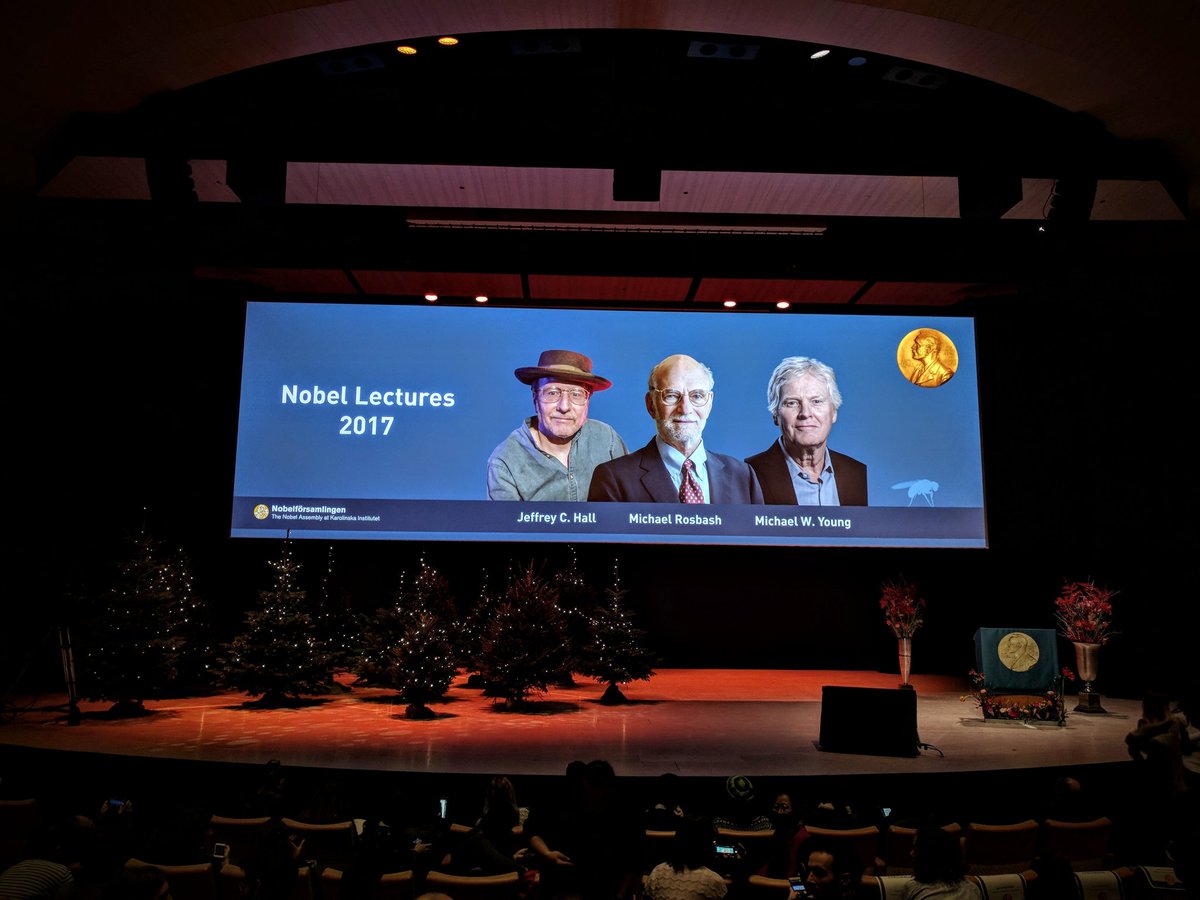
[651,388,712,407]
[537,386,590,405]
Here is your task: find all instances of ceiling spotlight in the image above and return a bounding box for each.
[723,299,737,308]
[395,45,418,55]
[847,56,867,67]
[424,293,438,302]
[437,36,459,46]
[810,49,831,59]
[475,295,489,303]
[776,301,791,310]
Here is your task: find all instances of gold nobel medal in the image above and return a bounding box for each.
[997,631,1040,672]
[897,328,958,387]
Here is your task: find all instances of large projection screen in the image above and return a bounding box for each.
[231,302,986,547]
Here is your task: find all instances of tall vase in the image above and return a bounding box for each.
[898,636,913,689]
[1072,641,1107,714]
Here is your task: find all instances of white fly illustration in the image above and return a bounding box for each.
[891,479,939,506]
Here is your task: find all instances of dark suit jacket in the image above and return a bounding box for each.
[744,441,868,506]
[588,439,765,503]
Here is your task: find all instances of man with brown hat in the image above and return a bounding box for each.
[486,349,628,501]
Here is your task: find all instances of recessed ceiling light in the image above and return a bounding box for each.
[776,301,791,310]
[437,37,459,46]
[396,45,418,55]
[424,293,438,302]
[475,295,489,303]
[848,56,867,67]
[810,49,831,59]
[723,299,737,308]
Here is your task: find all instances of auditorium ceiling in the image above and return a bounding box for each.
[7,1,1199,310]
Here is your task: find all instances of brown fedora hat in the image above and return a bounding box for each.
[514,349,612,391]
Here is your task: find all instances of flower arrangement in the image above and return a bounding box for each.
[961,668,1074,725]
[1053,579,1117,646]
[880,578,925,638]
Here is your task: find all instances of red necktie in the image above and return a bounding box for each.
[680,459,704,503]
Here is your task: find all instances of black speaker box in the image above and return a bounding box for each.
[817,685,919,757]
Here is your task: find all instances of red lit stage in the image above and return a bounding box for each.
[0,670,1138,779]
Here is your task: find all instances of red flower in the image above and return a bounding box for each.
[1053,579,1117,645]
[880,578,925,638]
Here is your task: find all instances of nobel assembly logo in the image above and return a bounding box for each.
[253,504,270,520]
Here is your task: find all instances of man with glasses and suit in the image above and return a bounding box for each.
[487,349,628,501]
[588,354,763,504]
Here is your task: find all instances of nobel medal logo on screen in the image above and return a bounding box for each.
[253,504,270,520]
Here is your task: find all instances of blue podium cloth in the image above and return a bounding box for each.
[974,627,1059,692]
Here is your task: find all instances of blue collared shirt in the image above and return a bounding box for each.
[780,436,841,506]
[655,437,710,503]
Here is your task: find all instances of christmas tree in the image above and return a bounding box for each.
[218,538,333,707]
[457,568,501,688]
[550,546,592,686]
[82,531,183,716]
[476,564,570,710]
[386,610,458,719]
[312,545,363,674]
[578,560,656,704]
[356,555,457,688]
[158,544,217,694]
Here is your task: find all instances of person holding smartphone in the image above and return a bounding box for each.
[798,841,862,900]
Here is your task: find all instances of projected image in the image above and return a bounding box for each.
[232,303,985,547]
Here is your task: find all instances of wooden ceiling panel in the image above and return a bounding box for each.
[528,274,693,302]
[695,278,864,305]
[352,270,523,298]
[855,282,987,306]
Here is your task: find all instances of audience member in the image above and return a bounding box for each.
[711,776,772,832]
[901,826,980,899]
[800,840,862,900]
[1126,689,1195,860]
[393,790,453,880]
[339,816,411,900]
[450,776,531,876]
[240,818,308,900]
[1038,775,1101,823]
[243,759,291,818]
[0,856,75,899]
[805,799,863,830]
[643,773,687,832]
[759,792,810,879]
[525,760,642,900]
[644,814,726,900]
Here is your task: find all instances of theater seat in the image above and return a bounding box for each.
[805,825,882,875]
[963,820,1039,876]
[1039,817,1113,871]
[422,869,521,900]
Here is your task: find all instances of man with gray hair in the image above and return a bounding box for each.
[588,353,763,503]
[745,356,867,506]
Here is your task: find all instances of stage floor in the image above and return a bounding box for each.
[0,670,1139,780]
